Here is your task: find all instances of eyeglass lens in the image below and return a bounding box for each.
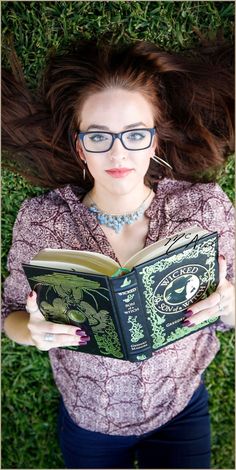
[83,129,152,151]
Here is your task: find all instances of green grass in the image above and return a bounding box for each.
[1,1,235,468]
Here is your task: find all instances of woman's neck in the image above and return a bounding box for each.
[85,184,154,215]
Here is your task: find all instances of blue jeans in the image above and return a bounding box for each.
[57,380,211,469]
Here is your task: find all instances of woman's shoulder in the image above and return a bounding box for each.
[156,177,232,206]
[155,178,234,233]
[16,184,84,219]
[157,177,226,194]
[154,178,233,229]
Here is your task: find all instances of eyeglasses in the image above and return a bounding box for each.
[75,128,156,153]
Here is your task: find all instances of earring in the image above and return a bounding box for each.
[151,154,173,170]
[83,160,87,181]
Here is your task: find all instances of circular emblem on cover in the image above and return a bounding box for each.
[154,264,209,314]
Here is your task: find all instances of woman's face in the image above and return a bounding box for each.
[76,88,157,196]
[186,276,199,300]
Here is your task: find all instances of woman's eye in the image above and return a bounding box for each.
[89,134,107,142]
[127,132,145,141]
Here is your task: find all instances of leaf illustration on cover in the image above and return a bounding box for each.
[30,273,101,290]
[128,316,144,343]
[40,297,68,322]
[94,318,124,358]
[54,286,68,297]
[67,310,86,323]
[123,293,134,303]
[30,273,109,307]
[205,255,214,265]
[71,287,83,303]
[79,301,109,332]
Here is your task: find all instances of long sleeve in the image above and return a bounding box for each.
[1,186,85,332]
[2,199,43,330]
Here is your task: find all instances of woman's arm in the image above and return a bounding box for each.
[4,310,34,346]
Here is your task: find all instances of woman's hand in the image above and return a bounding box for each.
[26,291,90,351]
[183,255,235,328]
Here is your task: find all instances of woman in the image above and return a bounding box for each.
[2,39,235,469]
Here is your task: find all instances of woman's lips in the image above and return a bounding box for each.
[105,168,133,178]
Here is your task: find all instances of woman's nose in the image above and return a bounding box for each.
[108,137,127,160]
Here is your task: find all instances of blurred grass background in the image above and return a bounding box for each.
[1,1,235,468]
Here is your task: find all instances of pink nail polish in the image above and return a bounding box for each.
[81,336,90,341]
[76,330,87,336]
[185,310,194,318]
[29,291,34,297]
[183,319,195,327]
[79,340,88,345]
[220,255,225,260]
[79,336,90,343]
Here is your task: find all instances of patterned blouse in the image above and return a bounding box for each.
[2,178,234,436]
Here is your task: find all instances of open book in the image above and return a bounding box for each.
[23,227,219,362]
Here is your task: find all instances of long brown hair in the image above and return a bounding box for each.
[2,38,234,190]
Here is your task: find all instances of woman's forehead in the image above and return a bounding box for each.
[78,88,155,130]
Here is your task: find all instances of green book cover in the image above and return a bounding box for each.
[22,229,219,362]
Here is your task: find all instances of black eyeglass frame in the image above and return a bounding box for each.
[74,128,156,153]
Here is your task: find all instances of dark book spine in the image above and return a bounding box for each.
[109,272,152,362]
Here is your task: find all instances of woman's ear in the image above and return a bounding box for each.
[148,133,158,158]
[152,134,158,152]
[76,139,86,163]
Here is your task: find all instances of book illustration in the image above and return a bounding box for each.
[79,302,123,358]
[29,271,109,319]
[40,297,86,323]
[155,264,210,310]
[120,277,132,288]
[138,237,217,349]
[127,316,145,343]
[123,293,135,303]
[28,272,109,304]
[28,271,124,358]
[93,324,124,359]
[164,274,200,303]
[136,354,149,361]
[163,316,219,345]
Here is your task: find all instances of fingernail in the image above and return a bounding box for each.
[79,342,88,346]
[79,336,90,343]
[183,319,195,327]
[76,330,87,337]
[184,310,194,318]
[79,339,88,345]
[29,291,34,297]
[220,255,225,260]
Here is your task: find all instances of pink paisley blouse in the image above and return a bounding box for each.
[2,178,235,436]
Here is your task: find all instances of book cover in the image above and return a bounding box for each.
[22,231,219,362]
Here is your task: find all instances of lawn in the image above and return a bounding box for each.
[1,1,235,468]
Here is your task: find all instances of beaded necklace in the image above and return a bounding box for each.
[87,189,153,233]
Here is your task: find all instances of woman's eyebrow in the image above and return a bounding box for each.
[86,121,147,131]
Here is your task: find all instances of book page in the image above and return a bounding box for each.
[124,227,208,269]
[31,249,120,276]
[30,227,209,276]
